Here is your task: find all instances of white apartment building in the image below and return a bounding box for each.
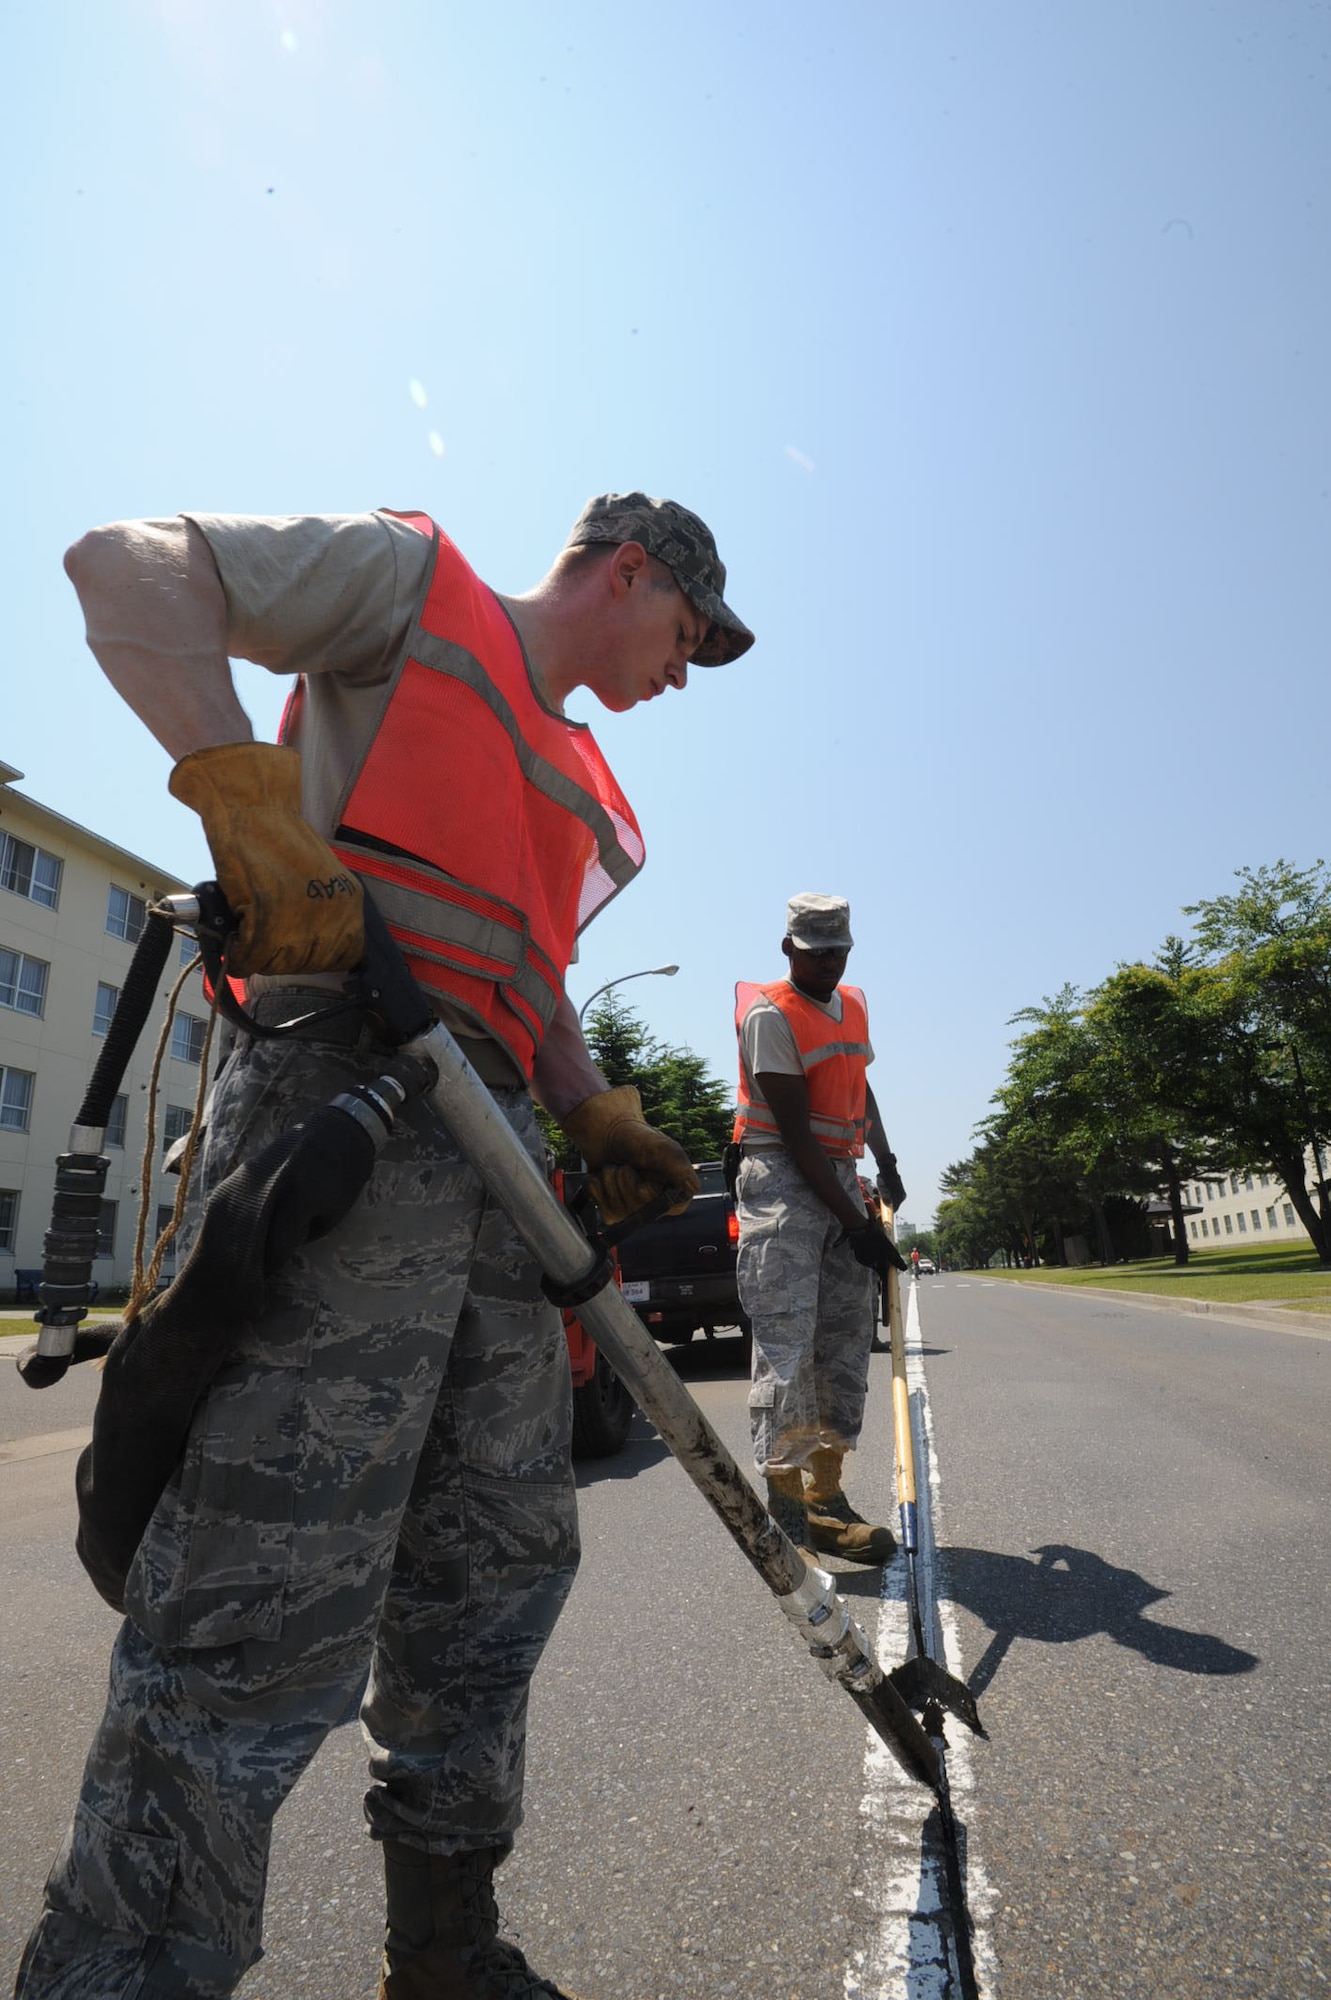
[0,760,207,1296]
[1185,1154,1326,1249]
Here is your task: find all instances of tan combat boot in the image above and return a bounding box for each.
[803,1447,897,1567]
[764,1466,814,1555]
[378,1840,583,1998]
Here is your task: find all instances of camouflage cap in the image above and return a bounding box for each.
[786,892,854,951]
[564,491,754,666]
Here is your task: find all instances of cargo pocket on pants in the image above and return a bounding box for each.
[125,1306,315,1650]
[48,1797,179,1934]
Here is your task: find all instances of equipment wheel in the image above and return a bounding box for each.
[571,1345,635,1458]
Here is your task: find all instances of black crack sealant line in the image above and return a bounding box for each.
[883,1246,986,1998]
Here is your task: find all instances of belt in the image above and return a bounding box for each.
[246,989,525,1087]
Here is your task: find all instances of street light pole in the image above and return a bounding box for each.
[577,964,679,1029]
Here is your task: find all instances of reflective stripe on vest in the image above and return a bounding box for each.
[731,979,870,1157]
[284,512,644,1079]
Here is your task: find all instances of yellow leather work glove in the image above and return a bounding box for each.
[169,742,365,977]
[560,1085,701,1226]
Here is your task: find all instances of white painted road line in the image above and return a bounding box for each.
[845,1282,996,2000]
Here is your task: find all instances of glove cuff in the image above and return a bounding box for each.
[169,741,304,821]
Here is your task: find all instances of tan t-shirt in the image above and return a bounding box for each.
[186,510,529,1078]
[185,510,433,838]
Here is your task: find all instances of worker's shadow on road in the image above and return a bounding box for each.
[940,1543,1259,1697]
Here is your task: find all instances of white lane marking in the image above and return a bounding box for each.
[0,1427,92,1466]
[845,1283,997,1999]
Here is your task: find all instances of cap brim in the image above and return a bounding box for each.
[788,933,854,952]
[685,586,755,667]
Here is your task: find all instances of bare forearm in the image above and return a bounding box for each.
[530,991,608,1119]
[65,518,253,758]
[864,1084,896,1176]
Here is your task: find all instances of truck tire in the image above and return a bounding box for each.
[869,1278,889,1353]
[571,1346,636,1458]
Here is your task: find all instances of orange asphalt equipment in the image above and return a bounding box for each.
[282,512,645,1082]
[732,979,871,1156]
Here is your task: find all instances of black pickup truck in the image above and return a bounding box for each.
[614,1160,750,1350]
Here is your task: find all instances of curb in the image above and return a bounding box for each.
[982,1278,1331,1337]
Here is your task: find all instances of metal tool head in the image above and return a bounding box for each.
[887,1654,985,1738]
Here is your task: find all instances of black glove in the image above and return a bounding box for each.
[876,1156,907,1213]
[846,1212,909,1276]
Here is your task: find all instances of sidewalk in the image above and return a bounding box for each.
[987,1275,1331,1337]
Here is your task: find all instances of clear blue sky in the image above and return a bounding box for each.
[4,1,1329,1222]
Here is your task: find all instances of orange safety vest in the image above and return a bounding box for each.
[281,512,644,1080]
[731,980,871,1158]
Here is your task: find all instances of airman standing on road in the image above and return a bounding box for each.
[732,893,908,1565]
[15,493,752,2000]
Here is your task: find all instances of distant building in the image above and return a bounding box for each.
[1184,1158,1326,1249]
[0,760,206,1295]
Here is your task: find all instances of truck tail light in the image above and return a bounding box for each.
[727,1212,739,1246]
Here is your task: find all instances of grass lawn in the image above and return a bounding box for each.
[981,1240,1331,1310]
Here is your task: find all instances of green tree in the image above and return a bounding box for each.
[1082,944,1232,1265]
[539,992,735,1168]
[937,860,1331,1270]
[1184,862,1331,1262]
[994,987,1129,1263]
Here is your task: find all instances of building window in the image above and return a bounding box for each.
[1284,1203,1296,1227]
[93,981,120,1037]
[1230,1173,1241,1195]
[1199,1218,1208,1237]
[154,1203,178,1270]
[1244,1173,1254,1190]
[106,1095,128,1149]
[106,884,147,943]
[179,932,197,968]
[0,1066,34,1132]
[0,948,48,1018]
[1266,1206,1277,1229]
[0,1188,17,1253]
[171,1014,206,1065]
[96,1200,117,1259]
[1223,1213,1234,1235]
[1236,1211,1247,1232]
[1189,1220,1198,1239]
[1260,1173,1270,1187]
[162,1103,192,1151]
[0,831,62,910]
[1205,1184,1214,1201]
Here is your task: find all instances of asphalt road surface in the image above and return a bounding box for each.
[2,1279,1328,1999]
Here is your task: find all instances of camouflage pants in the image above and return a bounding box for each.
[735,1151,874,1477]
[16,1024,578,2000]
